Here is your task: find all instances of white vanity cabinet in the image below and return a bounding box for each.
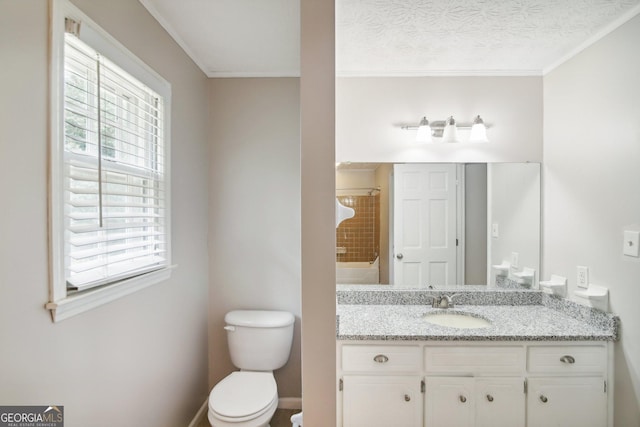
[474,377,526,427]
[424,377,474,426]
[424,346,525,427]
[342,375,422,427]
[337,341,613,427]
[339,344,423,427]
[526,345,608,427]
[424,376,525,427]
[527,377,606,427]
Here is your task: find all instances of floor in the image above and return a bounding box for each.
[197,408,300,427]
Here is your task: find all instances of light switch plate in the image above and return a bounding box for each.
[623,230,640,257]
[491,223,499,238]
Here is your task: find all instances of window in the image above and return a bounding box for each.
[48,0,172,321]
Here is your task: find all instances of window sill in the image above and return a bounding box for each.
[45,266,175,322]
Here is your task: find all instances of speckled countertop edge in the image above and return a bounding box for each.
[336,285,542,306]
[336,286,619,342]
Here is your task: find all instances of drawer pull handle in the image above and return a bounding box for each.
[373,354,389,363]
[486,394,494,402]
[404,394,411,402]
[459,395,467,403]
[540,394,548,403]
[560,355,576,364]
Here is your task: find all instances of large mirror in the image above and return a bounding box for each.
[336,162,540,288]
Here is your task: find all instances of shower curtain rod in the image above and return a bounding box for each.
[336,186,381,192]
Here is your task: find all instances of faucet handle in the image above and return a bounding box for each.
[425,295,440,308]
[439,293,461,308]
[445,293,461,302]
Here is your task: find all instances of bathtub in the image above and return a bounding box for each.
[336,257,380,284]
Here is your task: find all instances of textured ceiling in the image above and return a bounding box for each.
[337,0,640,75]
[140,0,640,77]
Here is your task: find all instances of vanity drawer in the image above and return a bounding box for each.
[341,345,421,373]
[425,346,525,374]
[527,345,606,373]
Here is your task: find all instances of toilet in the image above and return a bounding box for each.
[208,310,295,427]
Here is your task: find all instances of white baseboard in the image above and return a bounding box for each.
[278,397,302,410]
[187,399,208,427]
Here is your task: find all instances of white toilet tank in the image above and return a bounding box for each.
[224,310,295,371]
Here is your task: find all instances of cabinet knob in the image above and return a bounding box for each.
[404,394,411,402]
[486,394,494,402]
[540,394,548,403]
[396,253,404,260]
[459,395,467,403]
[560,355,575,364]
[373,354,389,363]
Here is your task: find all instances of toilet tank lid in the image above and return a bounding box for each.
[225,310,295,328]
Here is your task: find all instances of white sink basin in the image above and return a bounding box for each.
[423,312,491,329]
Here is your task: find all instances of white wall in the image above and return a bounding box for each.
[336,77,543,163]
[543,14,640,426]
[336,169,377,192]
[488,163,541,287]
[0,1,210,426]
[464,164,487,285]
[207,78,301,399]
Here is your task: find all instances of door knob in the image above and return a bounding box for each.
[396,253,404,260]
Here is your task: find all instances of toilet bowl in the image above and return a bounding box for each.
[207,310,295,427]
[208,372,278,427]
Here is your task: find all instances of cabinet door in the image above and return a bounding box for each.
[475,377,525,427]
[425,377,474,427]
[342,375,422,427]
[527,377,607,427]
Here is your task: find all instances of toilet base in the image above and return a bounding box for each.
[208,394,277,427]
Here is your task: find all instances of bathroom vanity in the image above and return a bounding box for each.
[335,286,619,427]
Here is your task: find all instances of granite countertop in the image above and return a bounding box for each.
[336,286,619,342]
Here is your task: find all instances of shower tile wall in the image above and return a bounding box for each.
[336,195,380,262]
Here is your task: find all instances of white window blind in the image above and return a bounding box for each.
[63,32,167,291]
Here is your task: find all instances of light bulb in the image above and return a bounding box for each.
[441,116,460,143]
[415,116,432,143]
[469,115,489,143]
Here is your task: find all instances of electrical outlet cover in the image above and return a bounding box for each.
[511,252,519,269]
[577,266,589,289]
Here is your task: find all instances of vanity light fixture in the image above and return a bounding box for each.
[415,116,432,143]
[401,115,491,143]
[469,115,489,143]
[441,116,460,143]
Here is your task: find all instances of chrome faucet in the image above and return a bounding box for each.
[426,294,460,309]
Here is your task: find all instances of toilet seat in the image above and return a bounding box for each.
[209,371,277,423]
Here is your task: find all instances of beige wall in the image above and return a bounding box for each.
[543,14,640,426]
[300,0,337,423]
[207,78,301,398]
[375,164,392,284]
[0,1,210,426]
[336,76,543,163]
